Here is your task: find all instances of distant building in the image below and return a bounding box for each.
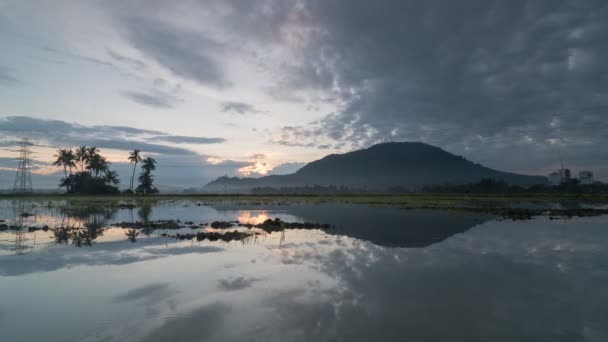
[579,170,594,185]
[548,172,561,186]
[559,168,571,182]
[547,168,571,186]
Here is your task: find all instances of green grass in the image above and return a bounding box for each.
[1,192,607,208]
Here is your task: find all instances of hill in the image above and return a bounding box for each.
[204,142,545,192]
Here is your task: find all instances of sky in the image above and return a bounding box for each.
[0,0,607,189]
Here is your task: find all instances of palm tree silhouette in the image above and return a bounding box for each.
[87,149,109,177]
[136,157,158,194]
[52,149,76,178]
[105,170,120,185]
[128,149,142,192]
[75,145,88,172]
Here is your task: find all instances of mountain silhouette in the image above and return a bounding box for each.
[205,142,545,192]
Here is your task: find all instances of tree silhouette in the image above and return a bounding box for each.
[136,157,158,195]
[53,147,120,194]
[53,148,76,191]
[75,145,88,172]
[105,170,120,185]
[86,148,110,177]
[128,149,143,192]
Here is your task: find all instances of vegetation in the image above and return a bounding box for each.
[53,146,120,195]
[52,149,76,191]
[135,157,158,195]
[128,149,143,193]
[422,178,608,194]
[50,146,159,196]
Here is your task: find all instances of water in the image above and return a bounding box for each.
[0,199,607,341]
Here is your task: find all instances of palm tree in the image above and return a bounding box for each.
[75,145,88,172]
[66,149,76,175]
[86,146,99,173]
[52,148,76,179]
[128,149,142,191]
[104,170,120,185]
[53,148,76,192]
[87,151,109,177]
[141,157,156,173]
[136,157,158,195]
[87,146,98,158]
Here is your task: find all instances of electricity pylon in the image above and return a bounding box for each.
[12,137,34,193]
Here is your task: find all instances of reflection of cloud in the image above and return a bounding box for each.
[112,283,171,303]
[143,303,231,342]
[0,239,223,276]
[249,217,608,342]
[237,211,270,225]
[0,65,19,85]
[217,276,260,291]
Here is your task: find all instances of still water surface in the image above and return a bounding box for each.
[0,200,606,341]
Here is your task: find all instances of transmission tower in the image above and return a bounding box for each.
[12,138,34,193]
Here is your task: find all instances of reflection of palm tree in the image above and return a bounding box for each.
[138,201,154,236]
[53,227,70,245]
[138,201,152,225]
[125,228,140,243]
[128,149,142,192]
[60,202,118,226]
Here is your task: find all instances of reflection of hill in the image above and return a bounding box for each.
[285,204,489,247]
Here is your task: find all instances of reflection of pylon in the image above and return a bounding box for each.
[13,137,34,193]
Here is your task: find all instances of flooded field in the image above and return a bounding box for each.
[1,199,607,341]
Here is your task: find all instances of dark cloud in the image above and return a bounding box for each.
[0,116,225,156]
[150,135,225,145]
[42,46,138,79]
[121,90,179,109]
[0,157,55,174]
[255,0,608,179]
[85,138,198,156]
[221,101,262,115]
[106,48,147,69]
[120,16,227,87]
[0,115,162,137]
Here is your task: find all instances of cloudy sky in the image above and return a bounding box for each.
[1,0,606,189]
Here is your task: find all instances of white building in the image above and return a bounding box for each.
[548,172,561,186]
[547,168,571,186]
[579,171,594,185]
